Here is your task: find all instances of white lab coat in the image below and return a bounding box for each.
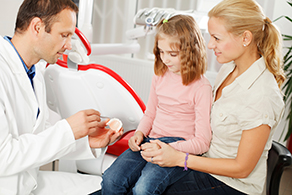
[0,36,103,195]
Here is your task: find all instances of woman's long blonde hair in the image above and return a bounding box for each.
[153,15,207,85]
[208,0,285,87]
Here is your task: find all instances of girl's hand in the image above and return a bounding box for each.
[141,140,184,167]
[128,131,144,151]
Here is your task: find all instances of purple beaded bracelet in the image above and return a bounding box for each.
[184,153,189,171]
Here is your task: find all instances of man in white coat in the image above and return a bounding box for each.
[0,0,123,194]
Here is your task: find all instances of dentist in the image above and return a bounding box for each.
[0,0,122,194]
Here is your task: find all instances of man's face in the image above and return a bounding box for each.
[35,9,76,64]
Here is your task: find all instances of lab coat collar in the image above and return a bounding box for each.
[0,36,40,126]
[0,36,26,74]
[4,36,36,88]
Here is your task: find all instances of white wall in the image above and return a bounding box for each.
[1,0,292,144]
[0,0,23,37]
[1,0,291,46]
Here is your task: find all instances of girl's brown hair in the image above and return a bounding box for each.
[153,15,207,85]
[208,0,285,87]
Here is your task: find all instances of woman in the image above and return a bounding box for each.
[140,0,285,194]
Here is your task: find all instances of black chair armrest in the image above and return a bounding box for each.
[266,140,292,195]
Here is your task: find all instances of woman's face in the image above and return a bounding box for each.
[207,17,244,64]
[157,34,181,75]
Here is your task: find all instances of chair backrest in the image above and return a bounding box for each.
[44,63,145,134]
[44,62,146,175]
[266,140,292,195]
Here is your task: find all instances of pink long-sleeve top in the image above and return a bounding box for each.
[136,70,212,155]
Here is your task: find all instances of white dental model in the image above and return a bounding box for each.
[106,118,123,132]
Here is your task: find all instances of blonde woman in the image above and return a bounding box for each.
[141,0,285,195]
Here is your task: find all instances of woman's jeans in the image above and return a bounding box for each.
[93,170,246,195]
[163,170,247,195]
[101,137,189,195]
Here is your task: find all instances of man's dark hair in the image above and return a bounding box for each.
[15,0,78,33]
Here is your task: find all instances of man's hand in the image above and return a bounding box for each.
[66,109,124,148]
[66,109,102,140]
[88,121,123,148]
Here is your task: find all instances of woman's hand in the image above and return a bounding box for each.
[141,140,184,167]
[140,141,161,152]
[128,131,144,151]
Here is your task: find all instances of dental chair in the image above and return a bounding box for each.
[44,7,209,177]
[44,28,146,176]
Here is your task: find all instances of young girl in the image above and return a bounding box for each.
[101,15,212,195]
[141,0,285,195]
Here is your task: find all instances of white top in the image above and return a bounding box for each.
[206,57,284,195]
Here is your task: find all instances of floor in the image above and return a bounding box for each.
[40,161,292,195]
[40,160,59,171]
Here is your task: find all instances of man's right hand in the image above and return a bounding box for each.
[66,109,102,140]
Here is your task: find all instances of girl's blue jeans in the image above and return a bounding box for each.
[101,136,189,195]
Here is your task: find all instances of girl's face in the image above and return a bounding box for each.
[157,35,181,75]
[207,17,244,64]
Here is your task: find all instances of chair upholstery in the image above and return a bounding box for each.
[266,140,292,195]
[44,62,145,175]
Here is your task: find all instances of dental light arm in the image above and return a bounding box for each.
[92,8,209,56]
[56,27,91,70]
[133,7,208,32]
[68,36,90,64]
[72,2,208,57]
